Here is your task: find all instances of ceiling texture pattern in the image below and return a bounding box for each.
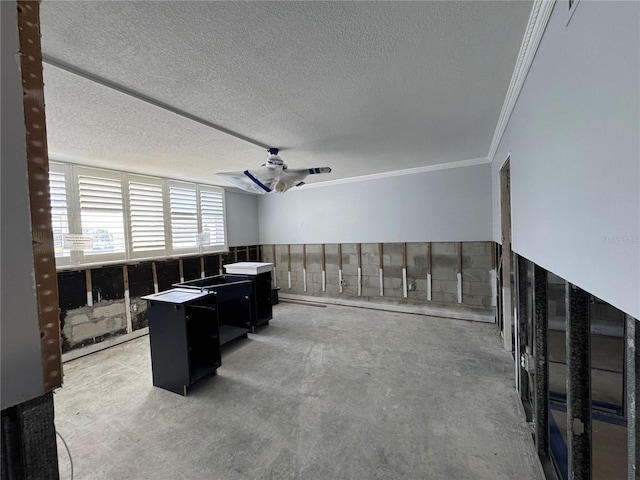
[40,1,533,187]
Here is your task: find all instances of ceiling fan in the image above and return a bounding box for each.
[217,148,332,194]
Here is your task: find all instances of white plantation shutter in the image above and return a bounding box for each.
[49,163,71,264]
[49,162,228,269]
[199,186,225,251]
[128,178,165,256]
[77,168,126,262]
[169,182,198,251]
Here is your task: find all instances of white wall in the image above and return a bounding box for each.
[225,190,260,247]
[1,1,47,409]
[259,163,493,244]
[492,1,639,318]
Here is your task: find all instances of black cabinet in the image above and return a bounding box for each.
[176,273,271,333]
[143,289,221,396]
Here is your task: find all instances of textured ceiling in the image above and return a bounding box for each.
[40,1,533,187]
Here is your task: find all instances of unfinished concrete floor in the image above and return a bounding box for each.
[54,302,542,480]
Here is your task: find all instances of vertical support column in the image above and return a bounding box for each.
[565,283,591,480]
[626,315,638,480]
[85,269,93,307]
[287,244,292,289]
[123,265,132,333]
[456,242,463,303]
[517,255,530,407]
[272,245,277,288]
[357,243,362,296]
[490,245,497,307]
[200,257,205,278]
[338,244,344,294]
[426,242,432,301]
[218,254,223,274]
[245,245,249,260]
[16,0,62,393]
[151,262,159,293]
[378,243,384,296]
[233,246,238,263]
[401,242,408,298]
[533,264,549,458]
[302,244,307,292]
[321,244,326,292]
[178,259,184,283]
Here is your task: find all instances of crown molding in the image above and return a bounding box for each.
[487,0,556,162]
[299,157,490,190]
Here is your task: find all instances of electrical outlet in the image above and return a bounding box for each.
[407,282,416,291]
[340,279,348,287]
[130,303,138,313]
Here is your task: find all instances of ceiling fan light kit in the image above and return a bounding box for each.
[218,148,332,194]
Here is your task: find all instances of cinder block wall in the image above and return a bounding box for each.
[57,245,259,352]
[262,241,496,314]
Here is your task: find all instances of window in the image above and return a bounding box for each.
[76,167,126,263]
[199,186,225,252]
[48,163,71,263]
[169,181,199,252]
[48,162,228,269]
[127,175,165,259]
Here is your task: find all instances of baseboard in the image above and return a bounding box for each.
[61,328,149,363]
[278,294,496,323]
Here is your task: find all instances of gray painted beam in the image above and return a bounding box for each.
[565,283,591,480]
[627,315,638,480]
[533,264,548,457]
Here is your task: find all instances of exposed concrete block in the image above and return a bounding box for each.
[407,242,426,256]
[91,301,126,319]
[362,287,380,297]
[384,265,403,279]
[461,282,492,297]
[361,265,379,277]
[432,265,456,280]
[432,242,456,255]
[306,244,321,254]
[414,278,427,292]
[361,252,378,266]
[463,255,493,270]
[433,279,458,295]
[462,296,487,307]
[462,242,491,256]
[462,269,488,283]
[384,243,403,256]
[72,319,110,342]
[363,275,380,289]
[407,265,427,279]
[306,260,321,273]
[66,313,90,327]
[432,292,457,304]
[407,254,426,268]
[346,254,359,265]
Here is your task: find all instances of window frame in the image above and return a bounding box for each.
[49,161,229,270]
